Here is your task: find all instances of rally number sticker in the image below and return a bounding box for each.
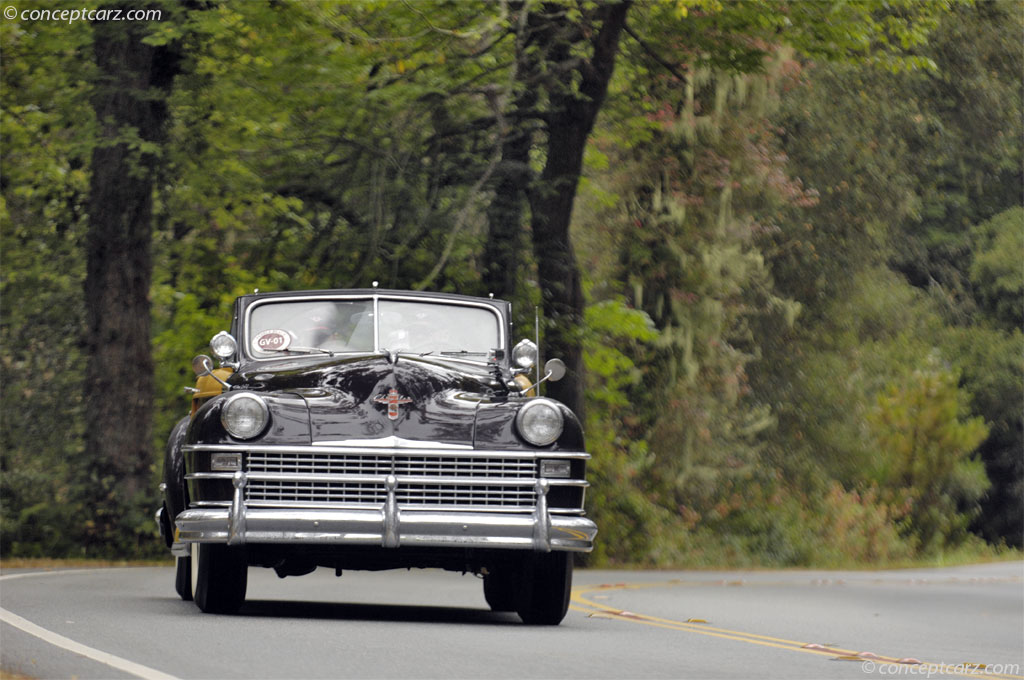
[253,329,291,353]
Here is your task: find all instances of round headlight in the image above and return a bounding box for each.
[515,399,564,447]
[210,331,238,361]
[220,392,269,440]
[512,339,538,370]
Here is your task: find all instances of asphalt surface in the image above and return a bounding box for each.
[1,561,1021,679]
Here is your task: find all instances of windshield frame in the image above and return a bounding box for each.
[240,293,506,366]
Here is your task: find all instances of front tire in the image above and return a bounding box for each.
[175,556,193,601]
[483,567,519,612]
[515,552,573,625]
[192,543,248,614]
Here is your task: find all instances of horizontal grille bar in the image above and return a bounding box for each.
[185,443,589,460]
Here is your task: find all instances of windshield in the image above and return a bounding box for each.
[247,297,501,360]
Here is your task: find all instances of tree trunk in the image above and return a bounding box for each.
[484,3,540,313]
[483,129,534,302]
[528,2,631,418]
[83,12,180,550]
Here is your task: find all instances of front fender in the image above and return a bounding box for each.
[473,398,585,450]
[188,391,312,446]
[161,415,191,547]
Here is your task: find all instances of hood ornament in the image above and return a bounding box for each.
[375,388,413,421]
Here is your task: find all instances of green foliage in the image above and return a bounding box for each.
[691,480,913,567]
[577,0,1009,565]
[581,298,674,565]
[2,0,1013,564]
[1,13,94,556]
[970,207,1024,330]
[943,324,1024,545]
[761,0,1022,547]
[164,1,505,294]
[869,360,990,551]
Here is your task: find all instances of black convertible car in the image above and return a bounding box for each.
[157,288,596,624]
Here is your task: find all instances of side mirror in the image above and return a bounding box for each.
[192,354,231,390]
[543,358,566,382]
[517,357,567,395]
[192,354,214,377]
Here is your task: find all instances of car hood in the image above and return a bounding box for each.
[233,353,507,447]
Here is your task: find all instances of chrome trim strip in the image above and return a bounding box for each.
[188,472,234,480]
[373,295,380,353]
[237,500,542,511]
[155,506,165,540]
[189,471,587,486]
[183,443,590,460]
[312,436,473,450]
[191,500,583,514]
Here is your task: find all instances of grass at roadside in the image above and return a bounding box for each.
[2,548,1019,574]
[0,557,173,570]
[1,669,38,680]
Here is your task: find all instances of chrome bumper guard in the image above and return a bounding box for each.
[173,473,596,556]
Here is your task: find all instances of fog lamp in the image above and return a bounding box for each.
[211,452,242,471]
[540,459,571,478]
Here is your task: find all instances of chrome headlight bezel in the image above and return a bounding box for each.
[210,331,238,361]
[512,339,538,370]
[515,398,564,447]
[220,392,269,440]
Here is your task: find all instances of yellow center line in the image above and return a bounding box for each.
[575,582,860,652]
[570,581,1024,680]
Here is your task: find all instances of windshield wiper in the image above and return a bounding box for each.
[270,346,335,357]
[439,350,488,356]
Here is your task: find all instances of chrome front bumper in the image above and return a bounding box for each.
[173,473,596,556]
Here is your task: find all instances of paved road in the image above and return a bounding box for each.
[2,561,1021,679]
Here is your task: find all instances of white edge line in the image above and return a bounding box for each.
[0,570,180,680]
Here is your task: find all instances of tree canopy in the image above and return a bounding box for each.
[2,0,1020,562]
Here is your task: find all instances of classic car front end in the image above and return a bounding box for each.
[158,289,596,624]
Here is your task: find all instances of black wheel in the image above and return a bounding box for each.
[515,552,573,625]
[174,556,193,601]
[483,567,520,612]
[192,543,248,614]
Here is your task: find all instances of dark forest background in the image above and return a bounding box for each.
[2,0,1021,565]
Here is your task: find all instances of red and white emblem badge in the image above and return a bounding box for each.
[374,388,412,420]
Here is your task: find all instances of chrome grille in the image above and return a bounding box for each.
[247,452,536,479]
[246,480,386,505]
[245,450,538,510]
[248,452,390,476]
[394,456,534,478]
[398,483,536,508]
